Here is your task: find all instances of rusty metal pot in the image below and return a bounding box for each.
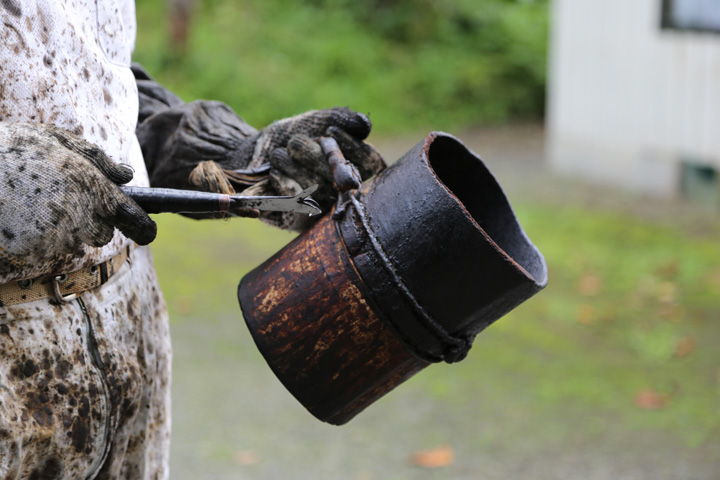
[238,132,548,425]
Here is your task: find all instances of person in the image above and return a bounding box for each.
[0,1,384,478]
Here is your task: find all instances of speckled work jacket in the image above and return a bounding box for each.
[0,1,172,478]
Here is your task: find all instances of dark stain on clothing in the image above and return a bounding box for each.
[102,87,112,105]
[1,0,22,17]
[28,456,63,480]
[26,390,54,427]
[53,359,72,380]
[11,358,39,379]
[70,395,90,452]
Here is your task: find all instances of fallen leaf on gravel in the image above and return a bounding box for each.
[234,450,261,466]
[657,303,684,322]
[410,445,454,468]
[674,336,696,358]
[578,273,602,296]
[634,389,668,410]
[656,281,678,304]
[654,261,679,279]
[576,304,595,325]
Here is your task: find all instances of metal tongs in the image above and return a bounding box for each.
[121,184,321,216]
[122,137,359,217]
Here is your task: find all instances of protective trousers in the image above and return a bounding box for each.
[0,247,171,479]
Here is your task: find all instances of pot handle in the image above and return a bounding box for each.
[318,137,362,193]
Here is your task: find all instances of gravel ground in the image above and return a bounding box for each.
[166,125,719,480]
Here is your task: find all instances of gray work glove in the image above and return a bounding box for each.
[0,122,156,278]
[238,107,385,230]
[133,64,385,230]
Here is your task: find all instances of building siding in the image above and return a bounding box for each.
[547,0,720,196]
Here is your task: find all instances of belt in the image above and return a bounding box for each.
[0,246,132,307]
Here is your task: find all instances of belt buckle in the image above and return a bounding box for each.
[52,274,79,304]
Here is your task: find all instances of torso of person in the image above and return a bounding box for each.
[0,0,148,283]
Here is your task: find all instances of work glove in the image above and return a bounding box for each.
[134,64,385,230]
[0,122,156,279]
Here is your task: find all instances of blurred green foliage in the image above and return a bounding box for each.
[133,0,548,132]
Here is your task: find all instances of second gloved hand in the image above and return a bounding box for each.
[137,99,385,229]
[241,107,385,230]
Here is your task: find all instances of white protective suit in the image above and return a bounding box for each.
[0,1,172,478]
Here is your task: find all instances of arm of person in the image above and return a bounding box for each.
[131,63,385,230]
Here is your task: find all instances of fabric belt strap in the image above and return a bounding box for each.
[0,246,132,307]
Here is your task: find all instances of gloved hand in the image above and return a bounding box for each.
[138,103,385,229]
[239,107,386,230]
[134,65,385,229]
[0,122,156,277]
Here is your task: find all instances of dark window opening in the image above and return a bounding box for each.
[661,0,720,33]
[680,160,719,211]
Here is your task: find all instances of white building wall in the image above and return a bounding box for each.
[547,0,720,196]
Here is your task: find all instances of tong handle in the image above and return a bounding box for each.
[120,186,232,215]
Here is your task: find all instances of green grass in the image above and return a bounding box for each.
[460,203,719,447]
[151,201,720,450]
